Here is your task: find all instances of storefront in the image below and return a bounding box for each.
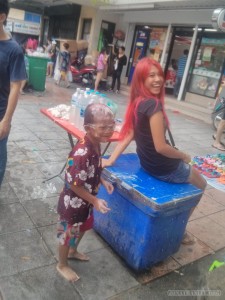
[125,23,225,108]
[186,30,225,106]
[6,10,41,45]
[164,27,193,95]
[127,25,167,83]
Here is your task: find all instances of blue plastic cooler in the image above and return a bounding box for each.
[94,153,203,271]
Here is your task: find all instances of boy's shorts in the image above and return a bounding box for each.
[57,220,80,247]
[153,161,192,184]
[57,213,93,247]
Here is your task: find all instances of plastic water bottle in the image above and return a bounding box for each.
[69,88,80,124]
[78,90,86,131]
[74,90,83,128]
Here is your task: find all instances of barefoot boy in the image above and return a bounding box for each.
[57,103,115,282]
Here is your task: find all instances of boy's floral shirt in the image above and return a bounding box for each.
[57,136,102,225]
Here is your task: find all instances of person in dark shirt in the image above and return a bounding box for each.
[0,0,27,187]
[57,103,115,282]
[109,45,127,93]
[103,57,206,245]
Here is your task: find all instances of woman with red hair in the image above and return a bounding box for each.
[103,57,206,243]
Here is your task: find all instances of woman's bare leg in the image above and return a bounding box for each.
[94,71,103,91]
[182,167,206,245]
[188,167,207,190]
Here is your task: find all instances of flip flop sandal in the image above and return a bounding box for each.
[212,144,225,151]
[212,135,225,147]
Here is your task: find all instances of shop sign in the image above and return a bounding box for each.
[202,38,225,46]
[4,21,13,32]
[212,8,225,32]
[13,22,40,35]
[193,68,221,79]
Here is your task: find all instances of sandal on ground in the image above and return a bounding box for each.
[212,135,225,147]
[212,144,225,151]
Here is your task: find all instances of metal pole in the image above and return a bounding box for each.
[160,24,172,70]
[177,24,198,101]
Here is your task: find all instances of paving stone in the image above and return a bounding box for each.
[72,247,138,300]
[0,183,19,204]
[0,265,81,300]
[9,178,61,202]
[0,203,34,234]
[23,196,58,227]
[0,229,55,277]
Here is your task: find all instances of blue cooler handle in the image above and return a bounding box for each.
[106,174,117,186]
[120,182,132,191]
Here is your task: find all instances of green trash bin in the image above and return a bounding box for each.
[27,55,49,91]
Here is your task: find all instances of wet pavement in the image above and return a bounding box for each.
[0,78,225,299]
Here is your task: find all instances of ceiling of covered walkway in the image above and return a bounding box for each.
[8,0,225,14]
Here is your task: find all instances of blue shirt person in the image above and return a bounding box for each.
[174,49,189,97]
[0,0,27,187]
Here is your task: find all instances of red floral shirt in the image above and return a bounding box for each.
[57,136,102,225]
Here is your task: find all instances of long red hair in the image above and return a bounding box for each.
[120,57,169,140]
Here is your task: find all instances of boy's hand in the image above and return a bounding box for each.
[102,158,113,168]
[95,198,111,214]
[103,180,114,194]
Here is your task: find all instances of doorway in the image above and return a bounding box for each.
[165,27,193,97]
[127,26,151,84]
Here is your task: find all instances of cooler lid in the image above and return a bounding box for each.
[103,153,202,213]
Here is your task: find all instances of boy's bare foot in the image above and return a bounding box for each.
[56,264,80,282]
[68,250,90,261]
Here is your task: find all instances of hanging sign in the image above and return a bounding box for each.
[212,8,225,32]
[13,22,40,35]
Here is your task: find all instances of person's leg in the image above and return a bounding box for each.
[57,244,80,282]
[0,136,8,187]
[181,166,207,244]
[188,167,207,190]
[49,63,53,77]
[65,71,70,88]
[174,76,182,97]
[46,62,50,76]
[56,222,80,282]
[68,232,89,261]
[116,72,122,92]
[94,71,103,91]
[213,119,225,150]
[110,71,116,90]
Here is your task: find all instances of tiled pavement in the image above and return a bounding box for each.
[0,78,225,299]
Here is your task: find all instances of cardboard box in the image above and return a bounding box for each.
[57,39,77,53]
[76,40,89,51]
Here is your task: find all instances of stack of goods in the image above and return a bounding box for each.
[192,154,225,184]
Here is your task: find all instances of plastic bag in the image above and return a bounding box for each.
[54,69,61,81]
[67,71,73,83]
